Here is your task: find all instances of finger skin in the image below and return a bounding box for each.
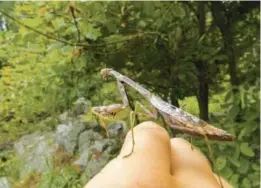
[170,138,222,188]
[85,121,232,188]
[86,121,173,188]
[214,174,233,188]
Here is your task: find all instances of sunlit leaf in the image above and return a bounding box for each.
[229,174,239,187]
[219,166,233,179]
[216,156,227,171]
[23,18,42,27]
[240,142,254,157]
[47,42,64,51]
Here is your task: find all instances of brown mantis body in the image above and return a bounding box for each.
[92,68,233,142]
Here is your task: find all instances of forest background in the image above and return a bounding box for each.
[0,1,260,188]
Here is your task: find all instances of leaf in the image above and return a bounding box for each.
[171,5,185,18]
[224,91,233,103]
[12,34,22,43]
[23,18,42,27]
[238,157,249,174]
[242,178,251,188]
[229,174,239,187]
[51,18,66,30]
[178,74,186,81]
[238,123,257,139]
[44,13,54,21]
[248,172,260,187]
[228,104,240,119]
[251,163,260,171]
[47,42,64,51]
[81,23,102,41]
[219,166,233,179]
[216,156,226,171]
[240,142,254,157]
[137,20,147,29]
[228,156,240,167]
[86,28,102,41]
[23,32,37,43]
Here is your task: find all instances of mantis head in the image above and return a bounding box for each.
[100,68,112,80]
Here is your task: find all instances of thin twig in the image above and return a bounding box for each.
[92,43,128,55]
[69,6,81,42]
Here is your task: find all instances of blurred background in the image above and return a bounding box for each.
[0,1,259,188]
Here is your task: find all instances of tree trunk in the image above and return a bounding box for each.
[195,2,209,120]
[170,88,180,108]
[222,28,240,91]
[195,61,209,120]
[210,2,240,92]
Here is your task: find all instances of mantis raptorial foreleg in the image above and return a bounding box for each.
[92,79,161,157]
[91,80,129,136]
[91,104,125,137]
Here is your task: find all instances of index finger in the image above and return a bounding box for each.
[86,121,173,188]
[119,121,172,172]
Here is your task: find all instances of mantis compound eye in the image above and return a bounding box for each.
[100,68,111,80]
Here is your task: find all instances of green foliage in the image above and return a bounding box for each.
[37,166,82,188]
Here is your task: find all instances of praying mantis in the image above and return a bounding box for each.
[92,68,233,155]
[91,68,233,187]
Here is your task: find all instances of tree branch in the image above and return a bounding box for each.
[0,10,160,48]
[0,10,85,47]
[69,6,81,42]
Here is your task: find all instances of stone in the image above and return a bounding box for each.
[13,132,57,178]
[0,177,10,188]
[55,122,86,154]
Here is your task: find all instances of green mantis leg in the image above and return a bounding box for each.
[180,103,194,150]
[200,128,223,188]
[123,109,136,158]
[123,101,160,158]
[134,101,158,119]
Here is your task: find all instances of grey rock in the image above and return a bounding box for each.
[78,129,103,153]
[13,132,57,178]
[107,121,128,138]
[55,122,86,153]
[74,135,122,179]
[58,111,72,124]
[85,154,111,178]
[0,177,10,188]
[74,139,113,178]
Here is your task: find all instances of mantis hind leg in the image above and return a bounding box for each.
[134,101,158,119]
[200,128,223,188]
[123,110,136,158]
[189,137,194,150]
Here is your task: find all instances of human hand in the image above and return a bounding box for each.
[85,121,233,188]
